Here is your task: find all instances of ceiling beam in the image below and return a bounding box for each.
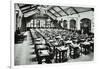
[57,7,71,15]
[23,8,37,14]
[46,14,54,20]
[47,10,57,18]
[57,6,69,16]
[52,8,62,17]
[47,6,55,11]
[21,5,39,12]
[21,6,33,12]
[19,4,32,9]
[71,7,79,14]
[70,10,92,15]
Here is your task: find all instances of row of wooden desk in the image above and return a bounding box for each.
[35,39,94,63]
[34,37,52,64]
[30,29,94,64]
[49,38,94,62]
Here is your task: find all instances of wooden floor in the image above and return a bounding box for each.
[14,30,94,66]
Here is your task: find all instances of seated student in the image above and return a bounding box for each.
[83,38,90,45]
[65,38,73,43]
[64,38,73,48]
[58,38,64,46]
[72,40,80,48]
[70,40,81,58]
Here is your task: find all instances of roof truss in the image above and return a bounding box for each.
[52,7,62,17]
[47,10,57,18]
[57,6,69,16]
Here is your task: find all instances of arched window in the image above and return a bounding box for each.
[80,18,91,34]
[70,19,76,30]
[63,20,67,29]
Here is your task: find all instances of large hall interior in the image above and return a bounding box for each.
[14,3,94,65]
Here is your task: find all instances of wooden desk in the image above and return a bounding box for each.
[80,42,91,55]
[55,46,68,63]
[69,45,80,59]
[37,50,51,64]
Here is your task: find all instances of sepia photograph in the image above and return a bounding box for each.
[14,3,94,66]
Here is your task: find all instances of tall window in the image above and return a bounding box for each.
[70,19,76,30]
[63,20,67,29]
[80,18,91,34]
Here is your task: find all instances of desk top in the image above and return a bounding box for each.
[64,41,72,44]
[37,45,47,49]
[49,40,54,42]
[81,42,90,45]
[56,46,68,51]
[38,50,50,57]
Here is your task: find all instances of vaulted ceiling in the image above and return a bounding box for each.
[16,3,94,18]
